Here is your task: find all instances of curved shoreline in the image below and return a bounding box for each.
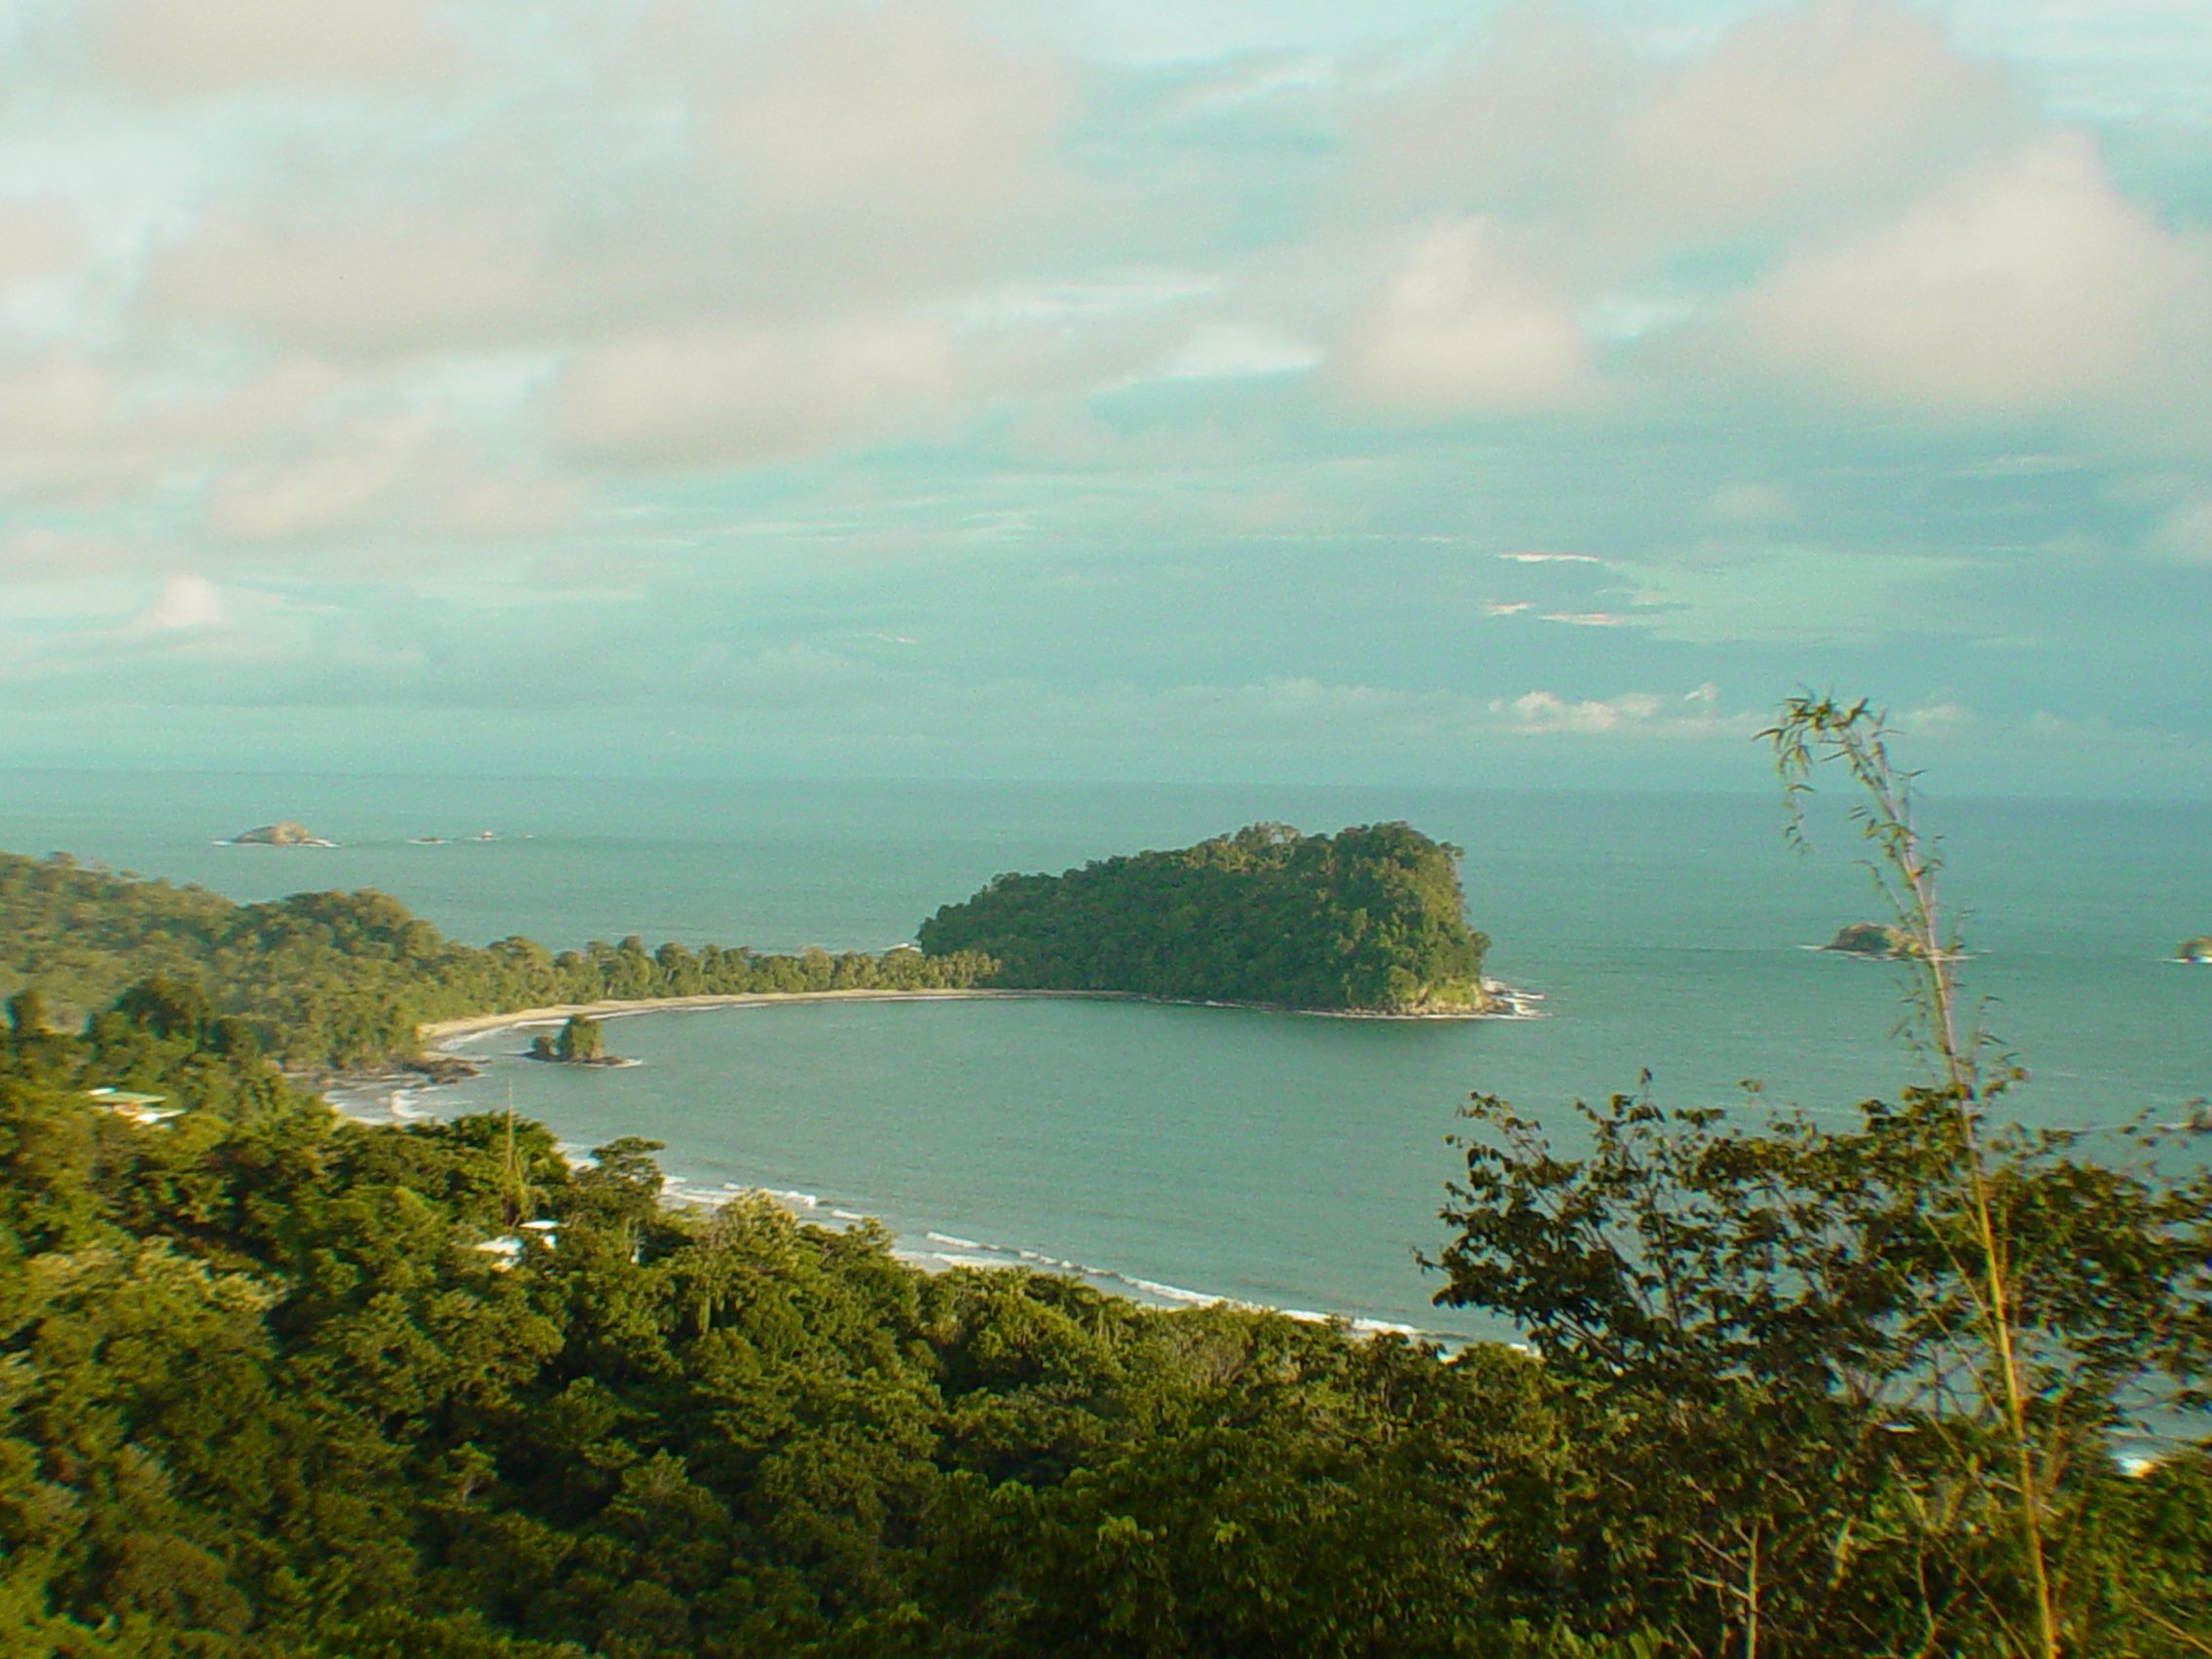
[417,982,1541,1052]
[419,987,1028,1048]
[336,980,1546,1347]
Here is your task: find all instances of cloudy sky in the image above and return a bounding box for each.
[2,0,2208,790]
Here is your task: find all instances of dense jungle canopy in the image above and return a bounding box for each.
[0,982,2205,1657]
[0,849,995,1068]
[3,787,2208,1654]
[917,823,1491,1014]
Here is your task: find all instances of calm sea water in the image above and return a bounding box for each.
[6,771,2208,1340]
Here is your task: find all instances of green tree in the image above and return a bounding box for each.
[554,1014,607,1064]
[4,986,46,1039]
[918,822,1489,1013]
[1430,696,2212,1656]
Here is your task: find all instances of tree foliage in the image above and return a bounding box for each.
[1430,695,2212,1656]
[917,823,1490,1014]
[0,852,996,1069]
[1,709,2205,1655]
[5,962,2200,1658]
[2,993,1592,1659]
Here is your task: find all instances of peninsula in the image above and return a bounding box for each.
[0,847,998,1068]
[0,821,1502,1078]
[918,822,1494,1014]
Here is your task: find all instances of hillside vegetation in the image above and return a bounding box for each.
[917,822,1491,1013]
[0,851,995,1068]
[4,726,2208,1655]
[1,985,2205,1657]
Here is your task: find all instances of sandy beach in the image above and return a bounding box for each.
[417,987,1046,1051]
[316,983,1529,1125]
[417,981,1539,1055]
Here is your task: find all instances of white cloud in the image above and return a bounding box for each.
[208,427,427,545]
[121,0,1090,374]
[206,415,583,545]
[75,0,471,98]
[1539,611,1633,628]
[552,315,959,469]
[1614,0,2019,233]
[0,351,146,504]
[128,573,225,632]
[1100,677,1744,749]
[1741,133,2212,410]
[1343,9,1641,227]
[0,200,82,289]
[0,528,142,581]
[1332,218,1598,413]
[697,1,1071,229]
[1501,689,1714,735]
[148,209,560,357]
[1900,699,1975,736]
[1343,0,2020,242]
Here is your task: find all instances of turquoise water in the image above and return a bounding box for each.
[6,771,2209,1339]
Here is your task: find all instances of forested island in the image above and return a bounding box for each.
[529,1014,622,1066]
[919,822,1493,1014]
[1822,921,1910,957]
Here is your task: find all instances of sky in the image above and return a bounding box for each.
[1,0,2209,792]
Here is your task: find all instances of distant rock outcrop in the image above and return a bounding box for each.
[1823,922,1911,958]
[406,1053,482,1085]
[230,822,334,848]
[2179,937,2212,964]
[529,1014,622,1066]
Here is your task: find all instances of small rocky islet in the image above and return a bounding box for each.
[227,821,335,847]
[527,1013,628,1066]
[1821,922,1912,958]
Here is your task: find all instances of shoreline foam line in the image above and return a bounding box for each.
[418,987,1027,1047]
[417,980,1546,1054]
[317,1055,1479,1350]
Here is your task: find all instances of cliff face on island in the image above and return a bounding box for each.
[916,822,1493,1014]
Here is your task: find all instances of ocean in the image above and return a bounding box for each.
[6,770,2209,1342]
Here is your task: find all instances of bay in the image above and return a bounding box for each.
[6,770,2208,1340]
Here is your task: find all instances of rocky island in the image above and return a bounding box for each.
[527,1013,625,1065]
[917,821,1495,1014]
[228,821,335,847]
[1823,922,1911,958]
